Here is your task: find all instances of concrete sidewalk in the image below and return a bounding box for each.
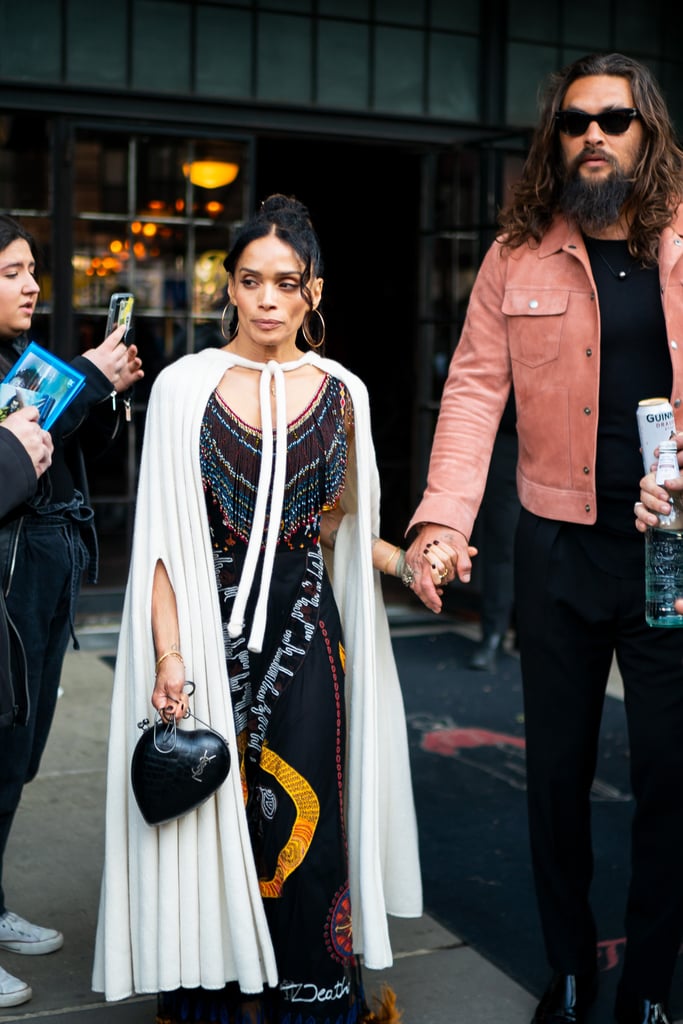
[0,635,538,1023]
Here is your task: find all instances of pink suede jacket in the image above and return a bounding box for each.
[409,211,683,539]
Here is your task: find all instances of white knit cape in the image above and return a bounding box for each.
[92,347,422,1001]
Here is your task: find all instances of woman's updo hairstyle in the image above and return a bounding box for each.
[223,194,325,350]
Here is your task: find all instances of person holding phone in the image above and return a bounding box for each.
[0,214,143,1006]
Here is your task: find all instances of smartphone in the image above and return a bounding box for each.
[105,292,135,342]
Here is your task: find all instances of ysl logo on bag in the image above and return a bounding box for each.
[192,749,217,782]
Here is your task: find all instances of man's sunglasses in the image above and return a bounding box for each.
[555,108,640,137]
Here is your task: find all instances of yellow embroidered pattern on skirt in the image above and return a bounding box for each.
[258,743,320,898]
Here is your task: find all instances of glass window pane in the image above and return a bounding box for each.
[562,0,610,50]
[185,141,248,226]
[132,0,191,93]
[319,0,369,14]
[506,43,558,125]
[429,34,478,121]
[74,134,129,215]
[317,21,369,108]
[137,138,189,217]
[66,0,127,87]
[374,27,423,115]
[196,7,252,97]
[264,0,312,10]
[430,0,479,32]
[375,0,424,26]
[507,0,559,43]
[0,114,50,211]
[434,148,481,231]
[257,14,312,103]
[0,0,61,81]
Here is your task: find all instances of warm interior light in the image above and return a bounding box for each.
[182,160,239,189]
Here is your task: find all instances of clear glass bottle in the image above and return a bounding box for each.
[645,439,683,626]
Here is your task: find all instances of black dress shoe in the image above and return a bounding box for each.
[532,972,598,1023]
[614,997,672,1024]
[468,633,503,671]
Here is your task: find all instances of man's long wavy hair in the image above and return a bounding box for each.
[498,53,683,262]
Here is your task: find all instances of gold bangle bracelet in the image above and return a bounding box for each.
[155,649,185,673]
[382,545,401,574]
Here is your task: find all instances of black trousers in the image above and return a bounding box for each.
[515,510,683,1001]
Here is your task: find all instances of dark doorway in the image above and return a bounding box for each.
[256,136,422,545]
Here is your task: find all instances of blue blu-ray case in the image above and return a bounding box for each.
[1,342,86,430]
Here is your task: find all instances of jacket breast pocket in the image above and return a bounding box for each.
[503,289,569,367]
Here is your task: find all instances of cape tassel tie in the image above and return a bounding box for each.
[225,351,319,653]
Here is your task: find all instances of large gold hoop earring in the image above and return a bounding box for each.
[221,303,239,342]
[302,307,326,349]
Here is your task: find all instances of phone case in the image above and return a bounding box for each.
[106,293,134,339]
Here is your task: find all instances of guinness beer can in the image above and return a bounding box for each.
[637,398,675,475]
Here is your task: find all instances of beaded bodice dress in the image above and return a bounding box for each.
[200,372,349,554]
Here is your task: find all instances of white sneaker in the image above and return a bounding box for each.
[0,912,63,955]
[0,964,31,1007]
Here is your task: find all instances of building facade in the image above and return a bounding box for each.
[1,0,682,587]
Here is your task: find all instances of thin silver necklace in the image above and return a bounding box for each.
[585,238,637,280]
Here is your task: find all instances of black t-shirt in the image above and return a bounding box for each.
[567,236,671,577]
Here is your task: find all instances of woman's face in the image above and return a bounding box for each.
[227,233,322,359]
[0,239,39,340]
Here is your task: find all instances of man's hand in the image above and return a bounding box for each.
[0,406,53,478]
[404,523,478,614]
[82,323,144,393]
[634,434,683,533]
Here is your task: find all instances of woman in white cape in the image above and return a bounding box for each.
[93,195,435,1024]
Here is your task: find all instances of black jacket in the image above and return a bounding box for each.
[0,336,123,729]
[0,429,37,727]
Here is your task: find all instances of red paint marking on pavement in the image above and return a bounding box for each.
[422,727,526,755]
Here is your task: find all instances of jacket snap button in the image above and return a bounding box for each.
[584,407,591,415]
[583,466,590,474]
[672,340,679,349]
[585,504,591,513]
[529,299,539,309]
[675,399,681,408]
[586,348,592,356]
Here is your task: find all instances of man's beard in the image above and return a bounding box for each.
[559,156,633,233]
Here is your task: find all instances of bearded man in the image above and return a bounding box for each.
[404,53,683,1024]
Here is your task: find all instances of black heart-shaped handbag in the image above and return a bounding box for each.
[131,697,231,826]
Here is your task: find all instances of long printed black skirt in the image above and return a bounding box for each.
[157,544,367,1024]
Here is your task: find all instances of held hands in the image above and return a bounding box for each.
[404,523,478,614]
[82,323,144,393]
[0,406,53,478]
